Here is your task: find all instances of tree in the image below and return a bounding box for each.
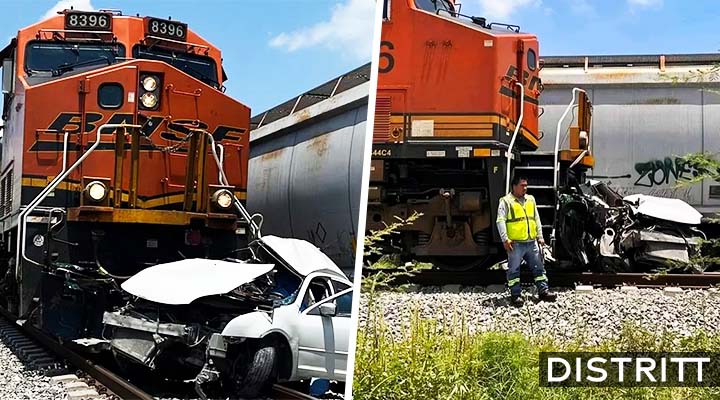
[677,153,720,269]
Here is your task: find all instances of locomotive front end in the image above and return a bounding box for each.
[369,0,542,268]
[0,9,250,334]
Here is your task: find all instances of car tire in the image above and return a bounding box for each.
[234,343,278,398]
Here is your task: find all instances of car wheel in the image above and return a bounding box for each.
[234,343,278,398]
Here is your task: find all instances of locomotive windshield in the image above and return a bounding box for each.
[133,45,219,88]
[415,0,456,15]
[25,41,125,76]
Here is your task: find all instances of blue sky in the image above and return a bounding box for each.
[4,1,719,114]
[0,0,375,114]
[461,0,720,55]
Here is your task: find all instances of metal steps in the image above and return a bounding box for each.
[515,153,557,237]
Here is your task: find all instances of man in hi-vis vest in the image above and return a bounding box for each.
[496,175,557,306]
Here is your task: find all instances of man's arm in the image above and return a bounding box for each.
[496,199,509,242]
[534,200,544,241]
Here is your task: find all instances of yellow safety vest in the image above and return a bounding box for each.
[501,194,537,241]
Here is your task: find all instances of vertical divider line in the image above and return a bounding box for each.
[345,3,385,398]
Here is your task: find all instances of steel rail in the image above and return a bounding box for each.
[364,269,720,288]
[272,384,322,400]
[0,306,153,400]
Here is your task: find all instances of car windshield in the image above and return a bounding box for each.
[25,41,124,75]
[415,0,456,15]
[133,45,219,88]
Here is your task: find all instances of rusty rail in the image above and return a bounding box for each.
[365,268,720,288]
[272,384,321,400]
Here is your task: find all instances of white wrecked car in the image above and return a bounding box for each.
[555,180,705,271]
[102,235,353,399]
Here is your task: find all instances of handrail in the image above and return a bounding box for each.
[505,82,524,194]
[216,143,225,183]
[569,150,589,170]
[15,131,69,276]
[550,88,585,245]
[203,131,261,239]
[553,88,585,192]
[558,104,579,150]
[16,124,140,279]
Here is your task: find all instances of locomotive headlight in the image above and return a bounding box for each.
[212,189,234,209]
[85,181,108,202]
[142,76,158,91]
[139,74,162,110]
[141,92,158,109]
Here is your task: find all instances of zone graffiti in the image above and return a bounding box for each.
[633,156,699,187]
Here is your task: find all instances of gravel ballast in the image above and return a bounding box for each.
[359,286,720,346]
[0,343,67,400]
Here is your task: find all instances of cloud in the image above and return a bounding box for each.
[269,0,375,61]
[41,0,95,21]
[475,0,542,19]
[628,0,663,7]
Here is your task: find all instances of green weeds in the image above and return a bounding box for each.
[353,303,720,400]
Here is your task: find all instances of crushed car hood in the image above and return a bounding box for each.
[259,235,345,277]
[121,259,274,305]
[623,194,702,225]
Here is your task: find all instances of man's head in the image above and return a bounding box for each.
[511,175,528,197]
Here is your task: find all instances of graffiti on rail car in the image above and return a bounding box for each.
[633,156,699,188]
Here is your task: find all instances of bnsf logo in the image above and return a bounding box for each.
[38,112,245,147]
[503,65,542,92]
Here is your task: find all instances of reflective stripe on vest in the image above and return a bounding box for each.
[501,194,537,241]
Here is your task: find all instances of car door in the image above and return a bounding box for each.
[295,274,353,379]
[327,278,353,374]
[295,275,334,378]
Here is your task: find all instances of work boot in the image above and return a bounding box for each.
[538,290,557,302]
[510,295,524,307]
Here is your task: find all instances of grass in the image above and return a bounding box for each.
[353,302,720,400]
[357,209,720,399]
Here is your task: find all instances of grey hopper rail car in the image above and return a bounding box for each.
[248,64,371,276]
[539,53,720,217]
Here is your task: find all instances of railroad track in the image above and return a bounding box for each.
[272,384,324,400]
[366,268,720,288]
[0,304,147,399]
[0,305,322,400]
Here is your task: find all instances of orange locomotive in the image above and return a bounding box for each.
[368,0,591,269]
[0,9,253,336]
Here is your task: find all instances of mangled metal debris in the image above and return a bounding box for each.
[120,259,275,305]
[100,235,352,399]
[624,194,703,225]
[554,181,705,272]
[259,235,345,276]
